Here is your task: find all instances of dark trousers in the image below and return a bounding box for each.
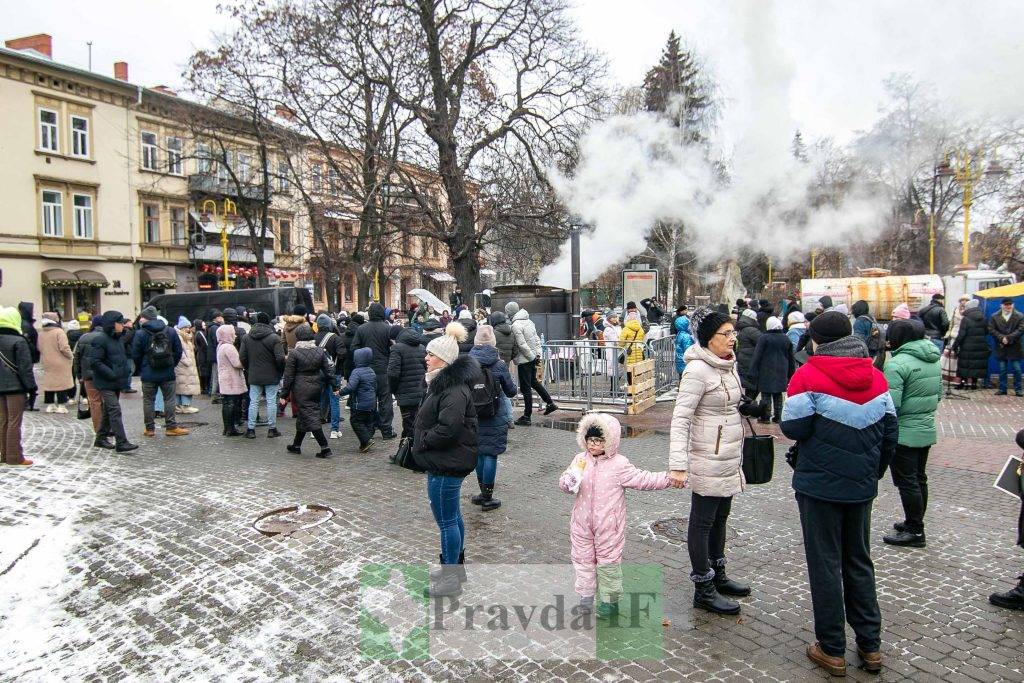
[687,492,732,581]
[375,373,395,436]
[399,405,417,440]
[142,380,177,429]
[797,493,881,657]
[294,428,329,449]
[516,358,553,417]
[759,392,783,420]
[97,389,129,445]
[44,390,71,403]
[220,394,243,433]
[890,445,930,534]
[351,408,377,447]
[0,393,27,464]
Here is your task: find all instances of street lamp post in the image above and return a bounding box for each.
[937,151,1007,266]
[569,217,584,335]
[202,198,237,290]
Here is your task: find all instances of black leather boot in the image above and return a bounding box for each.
[713,563,751,597]
[471,479,486,505]
[429,553,467,584]
[480,484,501,511]
[424,564,463,598]
[989,575,1024,610]
[693,579,740,615]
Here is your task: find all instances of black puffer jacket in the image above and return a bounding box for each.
[0,328,37,395]
[87,322,132,391]
[489,312,516,364]
[18,302,39,363]
[73,329,104,382]
[457,318,477,355]
[735,314,761,391]
[387,327,426,407]
[749,329,796,393]
[412,354,480,477]
[341,319,361,378]
[240,323,285,386]
[952,307,990,378]
[919,301,950,340]
[282,344,337,432]
[352,303,391,376]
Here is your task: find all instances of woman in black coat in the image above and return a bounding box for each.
[735,309,762,401]
[387,327,426,439]
[413,323,479,597]
[749,316,795,422]
[281,324,338,458]
[951,301,990,389]
[192,319,211,394]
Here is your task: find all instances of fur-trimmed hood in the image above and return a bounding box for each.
[575,412,622,457]
[429,353,481,395]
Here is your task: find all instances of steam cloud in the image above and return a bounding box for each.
[542,0,1023,289]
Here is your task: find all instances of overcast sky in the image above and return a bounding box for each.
[3,0,1021,144]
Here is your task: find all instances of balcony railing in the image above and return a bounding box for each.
[188,174,268,202]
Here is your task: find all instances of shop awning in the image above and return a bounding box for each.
[75,269,109,288]
[189,210,249,236]
[424,270,457,283]
[141,267,177,288]
[41,269,79,287]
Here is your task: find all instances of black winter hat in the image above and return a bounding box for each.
[293,304,307,316]
[256,311,270,325]
[423,319,440,331]
[809,310,852,345]
[886,319,924,352]
[851,300,869,318]
[696,311,733,348]
[735,299,747,309]
[388,325,402,341]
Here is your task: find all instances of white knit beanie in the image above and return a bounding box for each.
[458,309,473,320]
[426,322,466,365]
[766,316,783,331]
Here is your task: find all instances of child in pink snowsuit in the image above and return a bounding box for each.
[559,412,679,616]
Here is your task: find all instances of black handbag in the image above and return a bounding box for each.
[741,418,774,485]
[76,382,91,420]
[391,436,420,471]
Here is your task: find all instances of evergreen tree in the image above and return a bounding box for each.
[791,130,808,162]
[643,31,714,142]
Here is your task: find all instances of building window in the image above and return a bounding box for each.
[237,153,251,183]
[166,136,183,175]
[419,236,428,257]
[39,108,59,152]
[216,150,230,182]
[432,240,439,258]
[279,219,291,252]
[73,194,93,239]
[277,161,288,192]
[328,168,339,196]
[70,115,89,157]
[312,164,322,192]
[195,142,210,174]
[141,131,158,170]
[143,203,160,243]
[170,207,186,246]
[42,190,63,236]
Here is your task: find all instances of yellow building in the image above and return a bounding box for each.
[0,33,304,321]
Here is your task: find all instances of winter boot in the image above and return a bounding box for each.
[93,437,115,450]
[577,595,594,614]
[429,553,467,584]
[989,575,1024,610]
[596,601,619,620]
[514,415,531,426]
[693,579,740,615]
[267,428,282,438]
[713,562,751,597]
[315,448,333,459]
[286,444,302,454]
[543,402,559,416]
[882,530,926,548]
[479,484,502,511]
[471,478,486,505]
[424,565,463,598]
[244,429,256,439]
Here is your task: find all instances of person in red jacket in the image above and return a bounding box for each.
[780,311,898,677]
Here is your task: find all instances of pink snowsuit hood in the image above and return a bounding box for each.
[575,412,621,456]
[216,324,236,344]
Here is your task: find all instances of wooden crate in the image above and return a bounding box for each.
[627,377,655,395]
[628,395,657,414]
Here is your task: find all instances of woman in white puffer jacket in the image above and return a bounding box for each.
[669,309,749,616]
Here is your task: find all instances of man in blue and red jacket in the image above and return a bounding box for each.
[780,311,898,677]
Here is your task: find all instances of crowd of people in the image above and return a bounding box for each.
[3,287,1024,677]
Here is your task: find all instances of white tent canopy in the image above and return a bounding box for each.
[408,288,450,314]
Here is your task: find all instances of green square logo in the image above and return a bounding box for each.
[359,563,429,660]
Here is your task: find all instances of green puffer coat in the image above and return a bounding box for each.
[883,338,942,447]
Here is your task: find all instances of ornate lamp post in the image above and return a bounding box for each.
[201,198,237,290]
[937,152,1007,266]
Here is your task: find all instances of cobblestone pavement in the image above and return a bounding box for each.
[3,385,1024,681]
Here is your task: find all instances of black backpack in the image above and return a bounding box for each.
[858,315,883,355]
[471,366,501,419]
[146,329,173,370]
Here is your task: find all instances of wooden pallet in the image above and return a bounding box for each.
[628,394,656,414]
[626,377,655,395]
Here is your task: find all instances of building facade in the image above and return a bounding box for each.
[0,34,306,321]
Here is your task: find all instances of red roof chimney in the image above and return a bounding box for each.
[5,34,53,58]
[114,61,129,81]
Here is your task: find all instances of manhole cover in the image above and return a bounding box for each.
[253,504,335,537]
[649,517,737,544]
[173,420,208,429]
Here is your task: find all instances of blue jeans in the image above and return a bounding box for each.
[177,394,191,407]
[476,454,498,486]
[498,393,513,426]
[320,386,340,432]
[154,389,164,412]
[998,360,1022,393]
[248,384,279,429]
[427,473,464,564]
[931,338,944,354]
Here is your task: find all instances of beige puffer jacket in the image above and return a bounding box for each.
[669,343,745,497]
[174,332,202,397]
